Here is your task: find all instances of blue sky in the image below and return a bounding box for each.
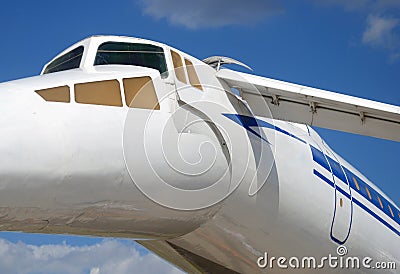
[0,0,399,273]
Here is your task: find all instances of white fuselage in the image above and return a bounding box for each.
[0,36,398,273]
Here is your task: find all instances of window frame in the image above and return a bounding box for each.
[74,79,123,107]
[122,76,160,110]
[170,50,187,84]
[35,86,71,103]
[184,58,203,91]
[43,46,84,74]
[94,42,169,78]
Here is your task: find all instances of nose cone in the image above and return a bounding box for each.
[0,83,60,208]
[0,83,54,170]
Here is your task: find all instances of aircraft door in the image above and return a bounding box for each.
[321,143,353,244]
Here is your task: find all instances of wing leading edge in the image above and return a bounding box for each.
[216,69,400,142]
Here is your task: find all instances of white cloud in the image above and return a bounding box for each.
[139,0,282,29]
[362,15,399,49]
[312,0,400,60]
[90,268,100,274]
[0,238,183,274]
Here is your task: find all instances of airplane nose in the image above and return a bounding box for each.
[0,82,218,238]
[0,81,99,225]
[0,85,52,172]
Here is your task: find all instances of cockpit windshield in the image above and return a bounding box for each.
[43,46,84,74]
[94,42,169,78]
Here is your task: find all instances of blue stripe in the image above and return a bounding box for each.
[311,146,347,183]
[314,169,334,187]
[311,146,399,235]
[343,166,399,224]
[353,198,400,237]
[275,126,306,144]
[223,113,400,235]
[313,169,399,236]
[327,156,347,184]
[314,169,351,199]
[222,114,271,143]
[336,185,351,199]
[223,114,306,144]
[311,146,330,171]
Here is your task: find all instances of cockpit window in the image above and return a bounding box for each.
[94,42,169,78]
[43,46,84,74]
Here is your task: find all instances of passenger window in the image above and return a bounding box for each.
[365,186,372,200]
[184,59,203,91]
[44,46,84,74]
[35,86,70,103]
[75,80,122,107]
[123,77,160,110]
[377,195,383,208]
[388,204,394,218]
[352,177,360,191]
[170,50,187,84]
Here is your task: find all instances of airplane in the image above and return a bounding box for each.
[0,35,398,273]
